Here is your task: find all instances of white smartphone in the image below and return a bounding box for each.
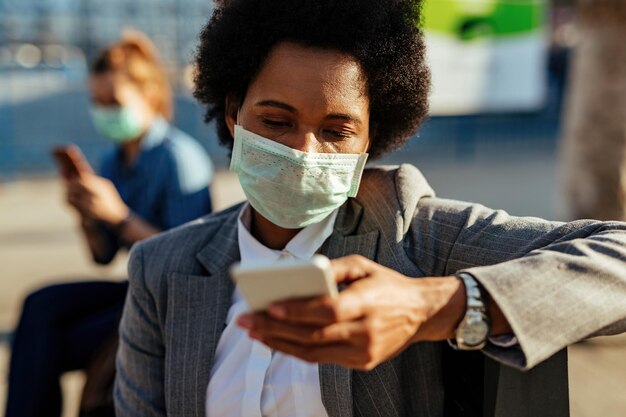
[230,254,338,312]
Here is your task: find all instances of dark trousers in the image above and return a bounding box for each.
[5,280,129,417]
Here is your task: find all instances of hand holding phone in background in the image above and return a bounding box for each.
[51,144,94,180]
[52,144,130,225]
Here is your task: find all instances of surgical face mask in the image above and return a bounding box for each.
[90,105,145,143]
[230,125,368,229]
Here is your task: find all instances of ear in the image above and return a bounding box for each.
[225,94,240,138]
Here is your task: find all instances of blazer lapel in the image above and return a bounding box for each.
[165,211,240,417]
[318,199,380,417]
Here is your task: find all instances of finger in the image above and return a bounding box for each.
[69,179,92,197]
[330,255,376,284]
[75,159,94,175]
[264,255,378,324]
[67,194,79,207]
[75,174,100,191]
[67,188,87,203]
[238,313,366,345]
[59,169,73,182]
[72,195,93,214]
[267,290,365,325]
[68,199,88,217]
[66,178,80,192]
[258,337,376,370]
[67,184,84,197]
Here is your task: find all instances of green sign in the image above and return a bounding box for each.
[420,0,549,115]
[422,0,545,41]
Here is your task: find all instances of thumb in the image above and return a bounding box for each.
[330,255,376,285]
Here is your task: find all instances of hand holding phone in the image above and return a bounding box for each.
[230,255,338,311]
[51,145,94,180]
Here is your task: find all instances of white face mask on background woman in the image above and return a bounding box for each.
[230,125,368,229]
[90,104,146,144]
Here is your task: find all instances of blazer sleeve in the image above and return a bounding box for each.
[115,243,167,417]
[407,196,626,370]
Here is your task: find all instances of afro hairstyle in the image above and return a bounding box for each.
[193,0,430,159]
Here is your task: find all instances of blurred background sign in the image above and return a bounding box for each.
[423,0,548,115]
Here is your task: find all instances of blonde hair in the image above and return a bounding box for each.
[91,29,173,120]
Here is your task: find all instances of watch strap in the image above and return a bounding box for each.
[448,272,490,350]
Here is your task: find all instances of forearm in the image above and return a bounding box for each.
[467,250,626,369]
[115,213,161,245]
[80,213,160,263]
[411,276,512,342]
[414,198,626,368]
[80,217,118,264]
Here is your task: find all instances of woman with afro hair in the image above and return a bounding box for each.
[115,1,626,416]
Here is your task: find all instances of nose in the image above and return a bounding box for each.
[290,130,319,153]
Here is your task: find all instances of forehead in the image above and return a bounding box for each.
[89,72,134,96]
[245,42,369,113]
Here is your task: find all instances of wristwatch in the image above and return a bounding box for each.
[447,272,491,350]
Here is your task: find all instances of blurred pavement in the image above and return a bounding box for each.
[1,163,625,417]
[0,170,245,417]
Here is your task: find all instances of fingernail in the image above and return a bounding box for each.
[268,305,286,319]
[237,314,252,328]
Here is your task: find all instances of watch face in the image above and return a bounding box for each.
[463,318,490,346]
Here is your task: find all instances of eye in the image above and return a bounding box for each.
[262,119,291,128]
[323,129,351,139]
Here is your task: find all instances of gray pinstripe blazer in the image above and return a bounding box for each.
[115,164,626,417]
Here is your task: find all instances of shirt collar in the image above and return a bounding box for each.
[140,117,169,150]
[114,117,169,172]
[237,203,338,268]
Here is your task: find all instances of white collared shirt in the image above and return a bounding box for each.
[206,203,337,417]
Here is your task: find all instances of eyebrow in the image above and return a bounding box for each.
[326,113,362,126]
[255,100,297,113]
[255,100,362,126]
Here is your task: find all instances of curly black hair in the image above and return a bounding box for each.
[194,0,430,159]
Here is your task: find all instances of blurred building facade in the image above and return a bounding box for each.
[0,0,569,180]
[0,0,213,72]
[0,0,219,178]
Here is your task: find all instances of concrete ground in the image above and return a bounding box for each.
[1,166,625,416]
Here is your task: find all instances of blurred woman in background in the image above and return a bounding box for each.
[5,30,213,417]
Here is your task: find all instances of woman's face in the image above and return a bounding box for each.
[89,72,156,129]
[226,42,371,154]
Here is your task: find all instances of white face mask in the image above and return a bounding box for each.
[230,125,368,229]
[89,105,145,143]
